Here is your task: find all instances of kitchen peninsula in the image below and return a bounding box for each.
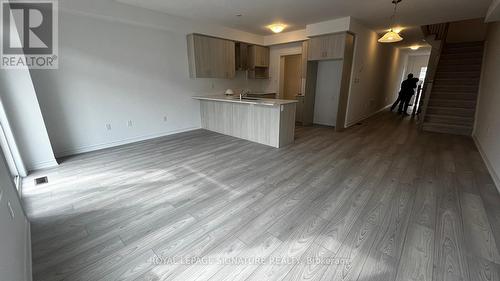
[193,96,297,148]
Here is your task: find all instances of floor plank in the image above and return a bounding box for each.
[21,112,500,281]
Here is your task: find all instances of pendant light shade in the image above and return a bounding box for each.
[378,29,403,43]
[379,0,404,43]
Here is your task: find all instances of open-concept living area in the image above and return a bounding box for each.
[2,0,500,280]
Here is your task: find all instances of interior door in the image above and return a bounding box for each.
[313,60,343,126]
[283,54,302,100]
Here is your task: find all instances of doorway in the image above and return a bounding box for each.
[401,53,430,114]
[280,54,302,100]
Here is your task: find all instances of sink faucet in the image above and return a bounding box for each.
[239,89,251,100]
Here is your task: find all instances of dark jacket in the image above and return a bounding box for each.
[400,78,419,96]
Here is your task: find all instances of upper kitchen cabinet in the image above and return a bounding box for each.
[187,34,235,79]
[235,42,248,71]
[308,33,346,61]
[248,45,270,79]
[248,45,270,68]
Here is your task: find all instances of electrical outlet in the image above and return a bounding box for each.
[211,82,215,89]
[106,124,112,131]
[127,120,133,127]
[163,116,168,122]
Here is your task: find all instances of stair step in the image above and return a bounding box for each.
[444,42,484,53]
[435,71,481,79]
[427,106,475,117]
[425,114,474,126]
[445,41,484,48]
[439,57,483,65]
[422,123,473,136]
[434,78,480,85]
[444,46,484,54]
[440,52,484,60]
[432,85,479,92]
[431,93,478,100]
[437,64,482,72]
[428,99,476,108]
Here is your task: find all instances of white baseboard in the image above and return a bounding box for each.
[345,104,392,128]
[28,158,59,171]
[473,135,500,193]
[54,126,201,158]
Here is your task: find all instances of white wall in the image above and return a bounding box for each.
[0,149,32,281]
[23,3,407,158]
[0,11,57,172]
[344,19,401,126]
[0,71,57,171]
[263,30,307,46]
[474,22,500,189]
[29,0,266,157]
[262,42,303,96]
[306,17,351,37]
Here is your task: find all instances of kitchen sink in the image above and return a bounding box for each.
[232,97,261,101]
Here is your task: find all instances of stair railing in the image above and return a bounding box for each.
[417,23,449,129]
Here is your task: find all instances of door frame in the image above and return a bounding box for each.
[303,32,355,131]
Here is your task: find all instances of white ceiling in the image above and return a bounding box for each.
[116,0,492,35]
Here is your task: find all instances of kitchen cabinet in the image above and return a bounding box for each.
[308,33,346,61]
[295,95,305,124]
[235,42,248,71]
[301,41,309,79]
[187,34,235,79]
[248,45,270,68]
[248,45,270,79]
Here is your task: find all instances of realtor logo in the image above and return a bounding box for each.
[1,0,58,69]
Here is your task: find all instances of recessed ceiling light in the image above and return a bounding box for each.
[410,45,420,50]
[268,23,286,33]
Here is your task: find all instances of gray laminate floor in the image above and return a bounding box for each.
[23,112,500,281]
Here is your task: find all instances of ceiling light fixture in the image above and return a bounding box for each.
[378,0,404,43]
[268,23,286,33]
[410,45,420,50]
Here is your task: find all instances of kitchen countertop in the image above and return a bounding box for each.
[193,95,298,106]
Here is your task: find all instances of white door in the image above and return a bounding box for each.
[313,60,343,126]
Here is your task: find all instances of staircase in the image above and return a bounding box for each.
[422,41,484,136]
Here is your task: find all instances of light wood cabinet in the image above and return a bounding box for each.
[248,45,270,68]
[187,34,235,79]
[308,33,346,61]
[235,42,248,71]
[301,41,309,79]
[248,45,270,79]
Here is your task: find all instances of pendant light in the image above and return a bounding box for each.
[378,0,404,43]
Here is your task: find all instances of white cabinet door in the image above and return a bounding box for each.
[313,60,343,126]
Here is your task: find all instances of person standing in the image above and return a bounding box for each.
[399,74,420,115]
[391,74,419,115]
